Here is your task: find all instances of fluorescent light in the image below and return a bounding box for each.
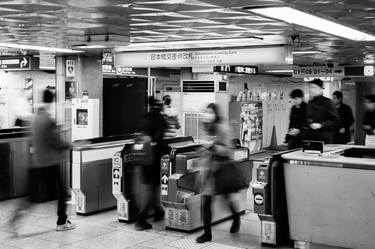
[266,70,293,73]
[0,42,83,53]
[39,66,56,70]
[250,7,375,41]
[293,50,321,54]
[74,45,107,49]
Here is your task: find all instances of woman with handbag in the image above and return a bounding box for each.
[196,103,241,244]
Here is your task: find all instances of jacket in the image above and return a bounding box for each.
[286,102,308,149]
[305,95,340,144]
[333,103,354,144]
[363,111,375,135]
[162,106,181,139]
[31,107,71,168]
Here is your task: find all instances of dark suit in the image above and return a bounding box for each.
[333,103,354,144]
[285,102,308,149]
[305,95,340,144]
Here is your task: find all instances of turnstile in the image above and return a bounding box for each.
[112,136,195,222]
[71,135,135,214]
[161,145,252,231]
[251,150,295,246]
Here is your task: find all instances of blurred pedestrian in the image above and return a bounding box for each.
[196,103,241,244]
[285,89,307,149]
[332,91,354,144]
[9,89,75,234]
[135,97,167,231]
[305,79,340,144]
[362,94,375,135]
[162,95,180,139]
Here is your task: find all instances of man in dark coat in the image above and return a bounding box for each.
[285,89,308,149]
[332,91,354,144]
[305,79,340,144]
[135,97,167,231]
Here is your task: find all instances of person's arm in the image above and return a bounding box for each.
[212,124,234,157]
[47,120,71,151]
[346,106,355,128]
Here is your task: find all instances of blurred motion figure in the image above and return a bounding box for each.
[162,95,180,138]
[196,103,241,244]
[10,89,75,233]
[285,89,307,149]
[363,94,375,135]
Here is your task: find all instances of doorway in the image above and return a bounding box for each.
[103,77,148,136]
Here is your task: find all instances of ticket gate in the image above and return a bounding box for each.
[251,150,294,246]
[112,136,195,223]
[71,135,135,214]
[161,146,252,231]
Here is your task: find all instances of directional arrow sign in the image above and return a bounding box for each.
[161,174,168,184]
[113,169,120,179]
[293,66,345,78]
[20,57,28,68]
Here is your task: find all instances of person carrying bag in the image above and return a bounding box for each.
[196,103,242,244]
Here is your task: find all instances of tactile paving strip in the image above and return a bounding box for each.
[168,238,245,249]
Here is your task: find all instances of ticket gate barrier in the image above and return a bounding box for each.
[71,135,135,214]
[161,146,252,231]
[112,136,194,223]
[251,151,294,246]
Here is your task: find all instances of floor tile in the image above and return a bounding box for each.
[98,230,160,246]
[70,237,128,249]
[137,234,179,248]
[168,238,212,249]
[0,244,19,249]
[33,230,88,244]
[4,237,65,249]
[69,222,117,237]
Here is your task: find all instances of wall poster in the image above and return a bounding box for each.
[65,81,77,101]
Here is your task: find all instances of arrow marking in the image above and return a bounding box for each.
[20,57,28,68]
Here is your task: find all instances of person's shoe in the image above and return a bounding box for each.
[56,220,76,231]
[154,210,165,222]
[135,221,152,231]
[196,233,212,243]
[230,214,241,234]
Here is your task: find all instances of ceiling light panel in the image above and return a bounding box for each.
[249,7,375,41]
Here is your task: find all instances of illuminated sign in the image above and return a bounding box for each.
[214,65,257,75]
[0,56,39,70]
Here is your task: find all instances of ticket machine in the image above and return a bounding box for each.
[161,146,252,231]
[71,135,135,214]
[112,136,194,222]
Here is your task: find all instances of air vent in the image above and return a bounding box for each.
[182,81,214,92]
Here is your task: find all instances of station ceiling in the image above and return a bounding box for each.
[0,0,374,65]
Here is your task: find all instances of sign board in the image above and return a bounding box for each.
[345,65,375,77]
[112,155,122,194]
[293,66,344,78]
[0,57,33,70]
[214,65,257,75]
[161,173,169,196]
[115,46,292,67]
[116,67,135,75]
[66,59,75,77]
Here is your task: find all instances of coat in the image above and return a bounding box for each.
[286,102,308,149]
[363,111,375,135]
[31,107,71,168]
[162,106,181,139]
[333,103,354,144]
[305,95,340,144]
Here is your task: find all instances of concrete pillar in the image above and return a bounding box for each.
[55,54,103,140]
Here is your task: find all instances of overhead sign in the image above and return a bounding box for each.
[116,67,135,75]
[214,65,257,75]
[345,65,375,77]
[0,57,31,70]
[115,46,292,67]
[293,66,345,78]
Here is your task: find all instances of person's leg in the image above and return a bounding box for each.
[224,193,241,233]
[135,183,153,230]
[153,184,164,221]
[196,195,213,243]
[55,165,67,225]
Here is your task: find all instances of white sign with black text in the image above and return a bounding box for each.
[293,66,344,78]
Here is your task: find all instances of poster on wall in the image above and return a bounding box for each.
[240,102,263,153]
[65,81,77,100]
[0,91,8,128]
[66,59,75,78]
[24,78,33,108]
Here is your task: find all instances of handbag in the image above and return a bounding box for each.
[214,157,249,195]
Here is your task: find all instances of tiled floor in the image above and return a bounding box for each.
[0,199,338,249]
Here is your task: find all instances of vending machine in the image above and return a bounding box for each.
[72,96,99,141]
